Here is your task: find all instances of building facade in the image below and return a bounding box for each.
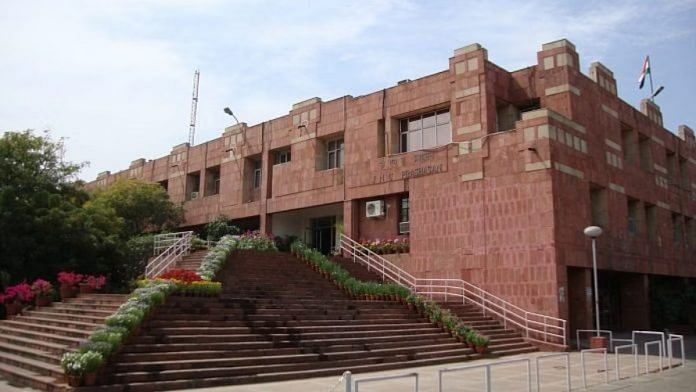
[90,39,696,336]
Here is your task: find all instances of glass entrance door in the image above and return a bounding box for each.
[311,216,336,255]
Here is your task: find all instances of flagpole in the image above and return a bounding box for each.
[648,55,655,99]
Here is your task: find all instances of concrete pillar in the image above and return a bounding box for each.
[567,267,594,337]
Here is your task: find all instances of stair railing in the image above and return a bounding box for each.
[146,231,194,278]
[339,234,567,347]
[154,232,192,255]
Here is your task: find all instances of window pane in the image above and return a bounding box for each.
[436,110,450,125]
[437,124,451,145]
[408,130,422,151]
[338,148,344,168]
[422,113,435,128]
[401,132,408,153]
[408,118,421,131]
[400,119,408,133]
[328,151,336,169]
[423,127,436,149]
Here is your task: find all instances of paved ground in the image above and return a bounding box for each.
[1,337,693,391]
[189,351,693,392]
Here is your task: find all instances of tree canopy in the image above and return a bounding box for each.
[0,130,182,288]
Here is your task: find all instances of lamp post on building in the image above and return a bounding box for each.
[584,225,607,348]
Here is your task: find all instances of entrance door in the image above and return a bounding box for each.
[311,217,336,255]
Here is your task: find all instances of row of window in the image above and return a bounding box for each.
[591,187,695,247]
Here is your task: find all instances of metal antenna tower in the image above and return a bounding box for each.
[188,69,200,145]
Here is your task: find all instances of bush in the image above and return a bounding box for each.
[204,216,240,242]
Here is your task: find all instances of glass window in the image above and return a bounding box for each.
[327,138,344,169]
[400,109,450,153]
[398,197,409,234]
[274,149,291,165]
[253,161,261,188]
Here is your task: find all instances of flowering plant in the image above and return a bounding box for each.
[3,283,34,303]
[159,269,202,283]
[58,272,83,287]
[31,279,54,297]
[83,275,106,290]
[60,351,104,375]
[359,237,409,254]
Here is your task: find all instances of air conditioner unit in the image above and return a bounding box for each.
[190,191,199,200]
[398,221,410,234]
[365,200,385,218]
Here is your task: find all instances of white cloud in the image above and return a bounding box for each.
[1,0,693,180]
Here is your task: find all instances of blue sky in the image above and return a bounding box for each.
[2,0,695,180]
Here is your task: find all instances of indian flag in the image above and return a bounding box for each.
[638,56,650,89]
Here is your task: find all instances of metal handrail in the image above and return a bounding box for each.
[339,234,567,346]
[154,231,193,255]
[146,231,193,278]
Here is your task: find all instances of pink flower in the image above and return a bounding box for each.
[84,275,106,290]
[31,279,54,296]
[58,272,83,286]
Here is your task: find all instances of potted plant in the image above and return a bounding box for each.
[80,351,105,386]
[2,283,34,316]
[466,330,478,349]
[80,275,106,294]
[58,272,83,299]
[31,279,54,307]
[455,325,470,343]
[473,335,490,354]
[61,352,85,386]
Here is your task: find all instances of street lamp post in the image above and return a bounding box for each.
[584,226,604,344]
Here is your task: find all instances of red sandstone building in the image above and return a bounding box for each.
[90,39,696,337]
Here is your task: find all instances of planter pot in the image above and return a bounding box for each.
[4,302,22,316]
[475,346,487,354]
[83,372,97,386]
[407,304,415,312]
[468,342,476,349]
[59,284,77,300]
[590,336,608,349]
[66,374,82,387]
[36,297,52,307]
[79,284,95,294]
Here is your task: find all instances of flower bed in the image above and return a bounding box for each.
[61,230,278,385]
[197,231,277,280]
[359,238,409,254]
[290,240,490,352]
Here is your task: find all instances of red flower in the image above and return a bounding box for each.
[83,275,106,290]
[159,269,202,283]
[31,279,54,296]
[3,283,34,303]
[58,272,83,286]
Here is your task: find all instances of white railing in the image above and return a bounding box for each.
[146,231,193,278]
[154,231,193,255]
[339,234,567,346]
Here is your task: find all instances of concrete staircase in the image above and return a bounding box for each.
[0,294,128,391]
[92,250,480,391]
[331,256,537,356]
[175,249,207,272]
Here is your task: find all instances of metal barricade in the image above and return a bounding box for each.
[667,334,685,369]
[535,352,570,392]
[353,372,419,392]
[580,348,609,389]
[644,340,664,374]
[614,343,638,381]
[438,358,531,392]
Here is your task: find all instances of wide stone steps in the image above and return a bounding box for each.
[174,250,208,272]
[92,250,539,390]
[0,294,127,391]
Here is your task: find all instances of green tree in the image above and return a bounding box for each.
[87,179,182,238]
[0,131,122,282]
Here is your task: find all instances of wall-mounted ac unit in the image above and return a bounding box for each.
[190,191,199,200]
[365,200,385,218]
[398,221,410,234]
